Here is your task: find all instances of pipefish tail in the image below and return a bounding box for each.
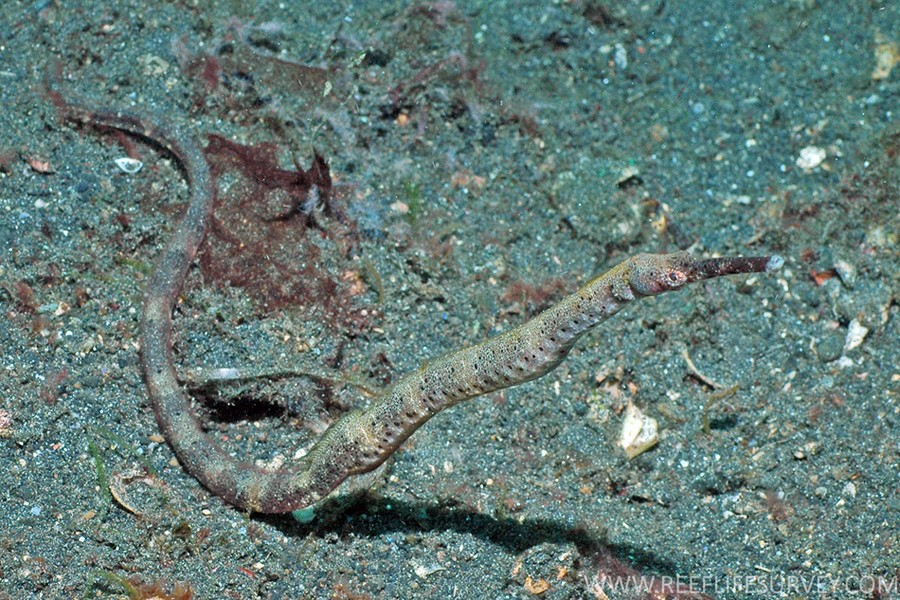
[58,97,783,514]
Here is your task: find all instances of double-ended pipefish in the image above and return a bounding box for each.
[59,98,783,514]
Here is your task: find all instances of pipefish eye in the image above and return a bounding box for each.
[666,269,688,287]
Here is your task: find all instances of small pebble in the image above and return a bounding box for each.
[292,507,316,523]
[796,146,826,170]
[816,331,844,363]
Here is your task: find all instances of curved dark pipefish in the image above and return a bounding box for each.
[59,100,784,514]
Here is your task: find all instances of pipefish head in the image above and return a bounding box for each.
[627,252,694,296]
[627,251,783,296]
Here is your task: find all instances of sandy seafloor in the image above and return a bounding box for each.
[0,1,898,599]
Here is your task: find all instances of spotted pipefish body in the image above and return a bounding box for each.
[61,100,783,514]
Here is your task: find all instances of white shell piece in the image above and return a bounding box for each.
[114,157,144,174]
[843,319,869,352]
[619,401,659,458]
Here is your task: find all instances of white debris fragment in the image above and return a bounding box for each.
[842,481,857,498]
[0,409,11,437]
[413,562,446,579]
[114,157,143,174]
[619,402,658,458]
[796,146,826,170]
[615,165,641,186]
[614,43,628,70]
[833,258,857,288]
[843,319,869,352]
[390,200,409,214]
[871,34,900,80]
